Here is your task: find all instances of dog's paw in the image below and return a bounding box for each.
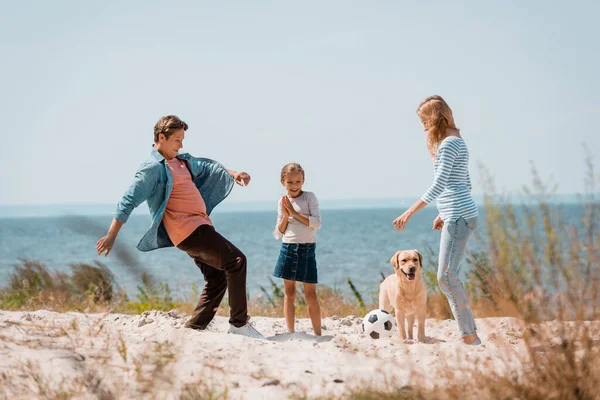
[403,338,416,345]
[417,336,427,344]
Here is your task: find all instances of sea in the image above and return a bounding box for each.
[0,203,589,300]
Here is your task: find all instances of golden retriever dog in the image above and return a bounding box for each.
[379,250,427,342]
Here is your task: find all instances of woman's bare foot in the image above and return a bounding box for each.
[462,333,481,344]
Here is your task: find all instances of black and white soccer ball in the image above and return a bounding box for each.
[362,309,394,339]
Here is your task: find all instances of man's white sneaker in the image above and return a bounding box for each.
[228,322,265,339]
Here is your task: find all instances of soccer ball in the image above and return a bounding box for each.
[362,309,394,339]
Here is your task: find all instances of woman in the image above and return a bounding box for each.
[393,95,481,345]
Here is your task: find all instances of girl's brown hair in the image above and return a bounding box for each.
[280,163,305,183]
[417,95,460,157]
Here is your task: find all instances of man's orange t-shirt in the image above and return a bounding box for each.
[162,158,212,246]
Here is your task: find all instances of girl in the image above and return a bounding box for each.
[273,163,322,336]
[392,95,481,345]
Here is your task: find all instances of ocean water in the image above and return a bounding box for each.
[0,205,587,300]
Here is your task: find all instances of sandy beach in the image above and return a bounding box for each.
[1,309,595,399]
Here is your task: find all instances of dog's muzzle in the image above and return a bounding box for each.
[401,266,417,281]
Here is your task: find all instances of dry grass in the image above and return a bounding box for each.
[0,260,373,320]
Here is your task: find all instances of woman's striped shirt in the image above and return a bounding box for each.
[421,136,478,222]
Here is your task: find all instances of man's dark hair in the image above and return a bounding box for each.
[154,115,188,143]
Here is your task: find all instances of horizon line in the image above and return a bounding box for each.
[0,192,593,208]
[0,193,595,219]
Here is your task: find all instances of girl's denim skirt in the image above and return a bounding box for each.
[273,243,318,283]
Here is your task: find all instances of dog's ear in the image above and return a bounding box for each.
[414,250,423,268]
[390,251,400,270]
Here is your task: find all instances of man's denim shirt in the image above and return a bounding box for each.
[115,148,234,252]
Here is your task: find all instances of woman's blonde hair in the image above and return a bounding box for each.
[417,95,460,157]
[280,162,305,183]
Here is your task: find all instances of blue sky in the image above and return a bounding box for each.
[1,1,598,208]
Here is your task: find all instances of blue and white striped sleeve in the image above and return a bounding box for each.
[420,140,460,204]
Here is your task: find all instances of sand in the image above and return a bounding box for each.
[1,309,597,399]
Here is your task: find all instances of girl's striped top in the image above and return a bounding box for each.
[421,136,478,222]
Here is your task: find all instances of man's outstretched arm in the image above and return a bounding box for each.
[96,164,157,256]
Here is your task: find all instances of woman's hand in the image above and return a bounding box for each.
[393,210,413,231]
[393,200,428,232]
[432,215,444,230]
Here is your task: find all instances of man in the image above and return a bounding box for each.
[96,115,264,339]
